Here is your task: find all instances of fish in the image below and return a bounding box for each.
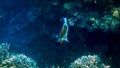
[56,17,69,44]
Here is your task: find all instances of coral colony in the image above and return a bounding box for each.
[0,43,38,68]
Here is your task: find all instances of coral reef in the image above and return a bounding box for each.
[63,1,82,10]
[0,54,38,68]
[0,43,38,68]
[111,7,120,20]
[0,0,119,67]
[69,55,110,68]
[0,43,10,62]
[62,0,120,32]
[67,9,120,32]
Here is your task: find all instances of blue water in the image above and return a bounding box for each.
[0,0,120,68]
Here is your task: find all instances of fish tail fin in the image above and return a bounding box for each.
[60,17,67,24]
[63,17,67,24]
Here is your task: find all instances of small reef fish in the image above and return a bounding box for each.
[56,17,69,44]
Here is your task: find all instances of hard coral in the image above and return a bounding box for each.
[69,55,110,68]
[1,54,38,68]
[0,43,38,68]
[0,43,10,62]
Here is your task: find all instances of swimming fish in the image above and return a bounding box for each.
[56,17,69,44]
